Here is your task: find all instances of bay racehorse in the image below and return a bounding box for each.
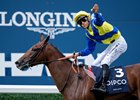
[15,36,140,100]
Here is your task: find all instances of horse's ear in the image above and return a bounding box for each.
[44,35,50,45]
[40,33,45,42]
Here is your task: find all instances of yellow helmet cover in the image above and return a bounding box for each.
[74,11,90,23]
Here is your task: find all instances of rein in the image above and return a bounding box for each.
[32,54,81,92]
[28,41,81,92]
[29,41,71,65]
[30,54,73,65]
[29,45,80,74]
[29,52,81,92]
[31,54,80,74]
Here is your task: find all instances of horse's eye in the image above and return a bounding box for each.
[32,48,40,51]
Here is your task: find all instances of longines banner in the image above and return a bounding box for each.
[0,0,140,93]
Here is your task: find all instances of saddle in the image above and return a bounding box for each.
[81,64,130,94]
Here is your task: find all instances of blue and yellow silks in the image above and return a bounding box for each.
[79,13,121,56]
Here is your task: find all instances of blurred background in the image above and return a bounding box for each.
[0,0,140,99]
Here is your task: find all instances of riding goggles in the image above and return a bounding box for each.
[77,16,88,25]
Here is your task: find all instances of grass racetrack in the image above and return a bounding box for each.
[0,93,63,100]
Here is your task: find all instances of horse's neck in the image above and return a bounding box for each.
[44,44,95,93]
[45,44,72,91]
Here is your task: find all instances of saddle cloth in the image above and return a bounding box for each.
[92,66,130,94]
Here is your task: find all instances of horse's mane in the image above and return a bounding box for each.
[49,43,73,63]
[48,43,95,80]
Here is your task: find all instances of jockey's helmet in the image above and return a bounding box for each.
[74,11,90,24]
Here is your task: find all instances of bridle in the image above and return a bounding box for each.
[28,42,70,66]
[20,37,82,92]
[27,41,48,66]
[28,40,81,74]
[24,36,57,67]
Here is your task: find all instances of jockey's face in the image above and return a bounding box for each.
[77,16,89,28]
[81,20,89,28]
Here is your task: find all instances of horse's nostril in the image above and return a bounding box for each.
[15,61,19,64]
[21,65,29,71]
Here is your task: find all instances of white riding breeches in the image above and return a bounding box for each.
[92,35,127,67]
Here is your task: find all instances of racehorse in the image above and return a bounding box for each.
[15,36,140,100]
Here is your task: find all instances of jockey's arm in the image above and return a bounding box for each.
[78,38,96,56]
[91,3,105,26]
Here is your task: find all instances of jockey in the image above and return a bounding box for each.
[72,4,127,93]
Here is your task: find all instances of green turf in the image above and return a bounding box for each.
[0,93,63,100]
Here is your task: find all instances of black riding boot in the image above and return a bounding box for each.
[91,64,109,93]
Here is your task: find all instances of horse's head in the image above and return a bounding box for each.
[15,36,50,71]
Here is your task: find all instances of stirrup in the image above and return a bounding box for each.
[91,84,107,94]
[91,87,107,94]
